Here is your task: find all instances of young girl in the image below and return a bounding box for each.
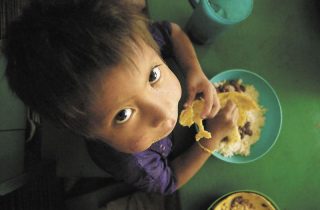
[4,0,238,194]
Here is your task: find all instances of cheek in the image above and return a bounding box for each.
[165,70,182,99]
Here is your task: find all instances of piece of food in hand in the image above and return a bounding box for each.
[214,79,266,157]
[179,80,266,157]
[211,192,276,210]
[218,91,258,149]
[179,98,212,141]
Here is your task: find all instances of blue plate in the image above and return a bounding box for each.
[210,69,282,163]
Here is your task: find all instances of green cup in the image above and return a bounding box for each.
[186,0,253,44]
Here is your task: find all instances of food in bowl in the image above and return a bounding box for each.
[214,79,266,157]
[211,192,276,210]
[179,79,266,157]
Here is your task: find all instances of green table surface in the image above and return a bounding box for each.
[149,0,320,209]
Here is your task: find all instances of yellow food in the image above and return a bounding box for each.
[218,92,259,127]
[179,81,266,157]
[212,192,276,210]
[179,98,212,141]
[217,92,260,149]
[216,87,266,157]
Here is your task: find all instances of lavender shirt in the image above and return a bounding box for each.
[86,21,177,194]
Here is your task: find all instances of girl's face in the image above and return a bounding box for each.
[91,42,182,153]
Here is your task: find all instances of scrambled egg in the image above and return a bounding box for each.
[217,92,260,150]
[179,82,266,157]
[179,98,211,141]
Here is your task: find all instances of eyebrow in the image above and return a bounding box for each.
[103,46,162,122]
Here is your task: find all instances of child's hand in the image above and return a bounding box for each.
[184,71,220,119]
[169,23,219,119]
[206,100,239,142]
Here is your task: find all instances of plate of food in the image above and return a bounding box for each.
[178,69,281,163]
[209,69,282,163]
[207,190,280,210]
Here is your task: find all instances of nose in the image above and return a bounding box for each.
[139,96,170,128]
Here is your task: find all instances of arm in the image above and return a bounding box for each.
[171,101,238,189]
[170,134,220,189]
[170,23,203,77]
[170,23,220,119]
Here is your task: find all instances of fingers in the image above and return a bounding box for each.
[231,105,239,123]
[206,87,220,119]
[201,85,214,118]
[205,100,238,140]
[222,100,235,112]
[221,100,238,124]
[183,83,222,120]
[220,100,236,115]
[184,87,197,108]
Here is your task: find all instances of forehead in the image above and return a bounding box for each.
[90,41,160,121]
[103,40,159,84]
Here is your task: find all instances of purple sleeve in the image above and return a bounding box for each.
[85,138,177,195]
[132,150,177,194]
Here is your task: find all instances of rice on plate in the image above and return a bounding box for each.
[214,79,266,157]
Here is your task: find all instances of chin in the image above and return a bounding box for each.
[129,144,153,154]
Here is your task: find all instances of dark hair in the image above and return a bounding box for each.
[4,0,159,137]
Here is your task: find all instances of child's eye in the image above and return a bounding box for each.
[149,65,161,84]
[115,108,133,124]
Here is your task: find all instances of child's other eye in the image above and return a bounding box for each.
[149,65,161,84]
[115,108,133,124]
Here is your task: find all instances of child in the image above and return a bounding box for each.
[3,0,238,195]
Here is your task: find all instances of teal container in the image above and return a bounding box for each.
[186,0,253,44]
